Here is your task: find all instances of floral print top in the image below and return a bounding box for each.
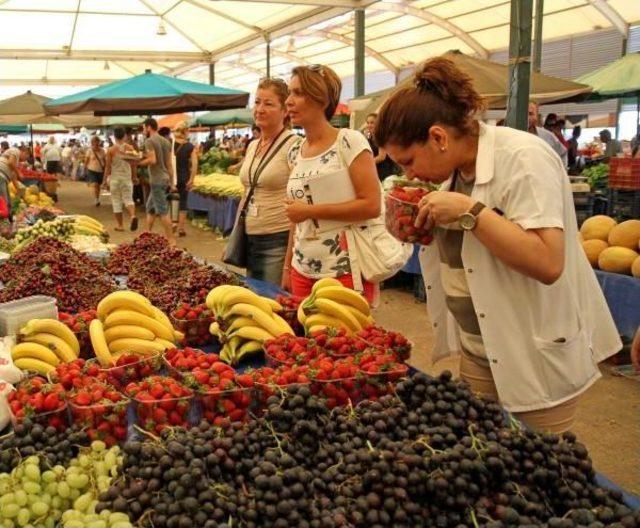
[286,129,372,278]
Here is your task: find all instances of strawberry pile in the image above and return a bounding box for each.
[7,376,67,430]
[357,324,412,360]
[48,358,87,390]
[357,348,409,400]
[170,303,215,346]
[164,347,222,374]
[264,335,327,366]
[309,327,368,357]
[67,380,128,446]
[275,294,305,335]
[59,310,98,357]
[385,186,433,245]
[124,376,192,434]
[85,353,163,390]
[308,356,362,408]
[250,364,312,410]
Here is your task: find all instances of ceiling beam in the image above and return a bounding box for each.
[209,0,378,6]
[0,49,210,62]
[0,79,112,86]
[270,49,311,66]
[0,7,156,16]
[372,1,489,58]
[585,0,627,36]
[183,0,263,33]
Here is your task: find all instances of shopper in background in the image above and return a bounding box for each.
[364,112,399,181]
[567,125,581,170]
[104,127,138,232]
[599,129,621,161]
[43,136,62,177]
[138,117,175,245]
[34,142,42,163]
[172,121,197,237]
[374,57,620,433]
[0,148,19,220]
[84,135,106,206]
[0,141,8,155]
[528,102,567,166]
[230,78,299,284]
[158,127,172,141]
[544,113,569,150]
[283,64,380,300]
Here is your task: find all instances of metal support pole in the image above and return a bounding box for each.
[614,38,626,140]
[266,35,271,78]
[354,9,365,97]
[505,0,534,131]
[532,0,544,72]
[208,62,215,85]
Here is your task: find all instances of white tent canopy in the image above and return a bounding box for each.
[0,0,638,97]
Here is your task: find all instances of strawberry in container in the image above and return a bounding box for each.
[263,335,327,367]
[182,362,253,428]
[274,294,305,336]
[7,376,68,431]
[356,325,412,361]
[385,185,434,245]
[124,375,193,435]
[85,352,163,391]
[309,356,362,409]
[170,303,215,347]
[309,327,367,358]
[67,380,128,446]
[163,347,221,378]
[48,358,87,390]
[59,310,98,359]
[251,364,312,413]
[357,349,409,400]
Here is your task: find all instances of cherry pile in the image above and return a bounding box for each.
[98,371,640,528]
[0,237,116,312]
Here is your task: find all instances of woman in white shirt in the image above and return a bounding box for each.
[283,65,381,301]
[374,57,620,433]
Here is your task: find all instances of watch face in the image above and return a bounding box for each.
[459,213,476,230]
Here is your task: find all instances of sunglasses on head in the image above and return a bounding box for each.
[308,64,325,76]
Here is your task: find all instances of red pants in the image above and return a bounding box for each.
[289,267,376,303]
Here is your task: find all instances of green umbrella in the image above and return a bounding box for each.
[45,70,249,117]
[575,52,640,136]
[191,108,253,127]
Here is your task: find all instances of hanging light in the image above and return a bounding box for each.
[103,61,110,71]
[157,19,167,36]
[286,36,295,53]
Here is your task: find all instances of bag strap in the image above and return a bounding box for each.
[241,130,291,215]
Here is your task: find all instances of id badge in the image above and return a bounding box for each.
[247,200,259,217]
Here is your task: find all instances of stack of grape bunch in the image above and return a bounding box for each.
[98,372,640,528]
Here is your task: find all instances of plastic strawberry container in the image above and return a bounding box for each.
[359,364,409,400]
[86,353,164,390]
[385,193,433,245]
[355,332,413,361]
[196,386,253,428]
[133,394,194,434]
[11,403,69,432]
[170,315,215,347]
[311,376,362,408]
[68,399,129,446]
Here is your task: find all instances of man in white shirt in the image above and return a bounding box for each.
[528,102,568,167]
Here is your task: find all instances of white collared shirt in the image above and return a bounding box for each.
[419,122,620,412]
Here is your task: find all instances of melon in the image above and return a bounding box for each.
[581,239,608,267]
[632,256,640,278]
[598,246,639,274]
[580,215,617,241]
[607,219,640,250]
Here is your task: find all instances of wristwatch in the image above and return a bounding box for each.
[459,201,486,231]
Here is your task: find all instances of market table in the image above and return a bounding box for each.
[186,191,239,235]
[595,270,640,340]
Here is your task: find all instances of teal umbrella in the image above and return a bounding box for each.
[575,52,640,135]
[191,108,253,127]
[44,70,249,117]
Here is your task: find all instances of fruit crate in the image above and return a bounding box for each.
[385,193,433,245]
[132,394,194,434]
[609,158,640,190]
[11,403,68,432]
[68,398,129,446]
[359,364,409,400]
[89,353,164,390]
[170,315,215,347]
[607,189,640,220]
[0,295,58,336]
[196,387,253,428]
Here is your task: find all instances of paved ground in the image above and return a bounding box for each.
[58,180,639,495]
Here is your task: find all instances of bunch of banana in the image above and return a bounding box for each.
[13,319,80,375]
[297,278,374,335]
[73,215,108,239]
[90,291,182,367]
[206,285,293,365]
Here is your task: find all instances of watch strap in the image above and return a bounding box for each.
[469,201,486,217]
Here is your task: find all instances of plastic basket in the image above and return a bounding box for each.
[196,387,253,428]
[609,158,640,190]
[311,377,362,408]
[89,353,164,390]
[68,398,129,446]
[133,394,194,434]
[359,364,409,400]
[11,403,68,432]
[170,315,215,347]
[384,194,433,245]
[0,296,58,336]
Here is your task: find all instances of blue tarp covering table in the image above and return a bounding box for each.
[186,191,239,235]
[595,270,640,339]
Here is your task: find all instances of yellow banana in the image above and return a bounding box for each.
[344,305,375,329]
[154,338,176,350]
[209,322,221,337]
[297,302,307,325]
[77,215,104,230]
[314,286,370,316]
[22,333,76,363]
[104,325,156,343]
[151,306,174,332]
[313,298,361,332]
[20,319,79,357]
[224,303,283,337]
[206,284,238,312]
[97,291,154,321]
[235,340,263,363]
[230,325,274,343]
[219,288,273,317]
[227,316,257,334]
[14,357,55,375]
[174,330,185,342]
[108,338,167,355]
[308,325,329,335]
[219,345,233,364]
[11,343,60,367]
[74,221,103,235]
[264,298,283,313]
[89,320,114,367]
[103,310,175,342]
[304,313,352,334]
[311,277,344,294]
[271,313,295,336]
